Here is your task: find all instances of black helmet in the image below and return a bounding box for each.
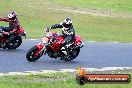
[62,17,72,29]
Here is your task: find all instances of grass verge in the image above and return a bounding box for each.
[0,72,132,88]
[0,0,132,42]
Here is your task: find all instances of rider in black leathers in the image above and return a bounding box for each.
[45,18,75,56]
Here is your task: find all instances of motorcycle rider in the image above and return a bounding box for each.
[45,17,75,56]
[0,11,20,48]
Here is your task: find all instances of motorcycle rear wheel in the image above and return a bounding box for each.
[26,46,41,62]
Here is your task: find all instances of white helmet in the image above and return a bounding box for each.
[62,17,72,28]
[8,14,14,19]
[8,11,17,19]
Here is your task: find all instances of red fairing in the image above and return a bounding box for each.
[0,26,25,43]
[49,33,64,51]
[50,41,62,51]
[56,36,64,42]
[0,38,7,42]
[0,32,8,43]
[35,43,43,56]
[16,26,24,34]
[74,35,81,45]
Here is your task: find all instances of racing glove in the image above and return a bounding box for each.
[44,27,51,32]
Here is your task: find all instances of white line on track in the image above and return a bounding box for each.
[0,67,131,76]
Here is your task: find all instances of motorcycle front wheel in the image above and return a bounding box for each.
[7,36,22,50]
[26,46,41,62]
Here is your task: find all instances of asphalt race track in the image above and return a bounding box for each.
[0,39,132,73]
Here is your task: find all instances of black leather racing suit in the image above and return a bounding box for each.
[50,23,75,55]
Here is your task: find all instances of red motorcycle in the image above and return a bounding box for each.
[0,26,26,49]
[26,31,84,62]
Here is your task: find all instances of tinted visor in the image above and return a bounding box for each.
[62,23,72,28]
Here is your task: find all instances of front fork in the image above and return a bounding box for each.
[35,43,46,56]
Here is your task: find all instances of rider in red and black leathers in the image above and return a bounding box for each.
[0,11,20,33]
[45,18,75,56]
[0,11,20,47]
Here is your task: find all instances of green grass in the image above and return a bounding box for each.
[0,0,132,42]
[53,0,132,12]
[0,72,132,88]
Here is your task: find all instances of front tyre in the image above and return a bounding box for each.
[26,46,41,62]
